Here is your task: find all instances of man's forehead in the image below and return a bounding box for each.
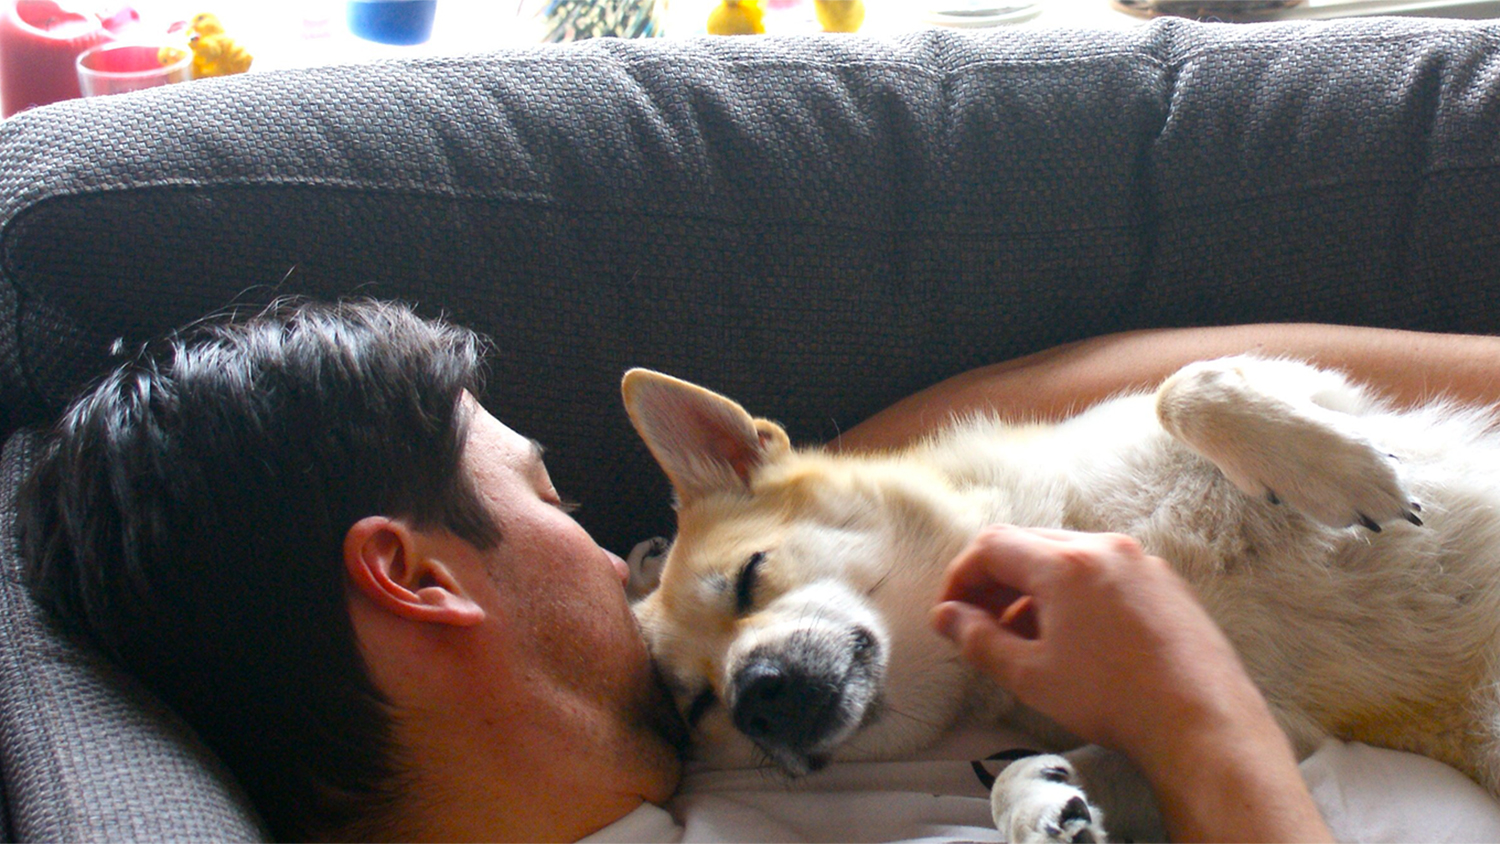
[461,395,534,462]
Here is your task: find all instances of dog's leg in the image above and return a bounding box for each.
[991,753,1109,843]
[1156,355,1422,530]
[1062,745,1164,843]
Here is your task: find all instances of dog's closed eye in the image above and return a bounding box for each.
[735,552,766,615]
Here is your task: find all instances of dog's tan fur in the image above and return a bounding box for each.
[625,357,1500,840]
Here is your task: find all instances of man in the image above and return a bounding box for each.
[21,300,682,841]
[20,298,1500,841]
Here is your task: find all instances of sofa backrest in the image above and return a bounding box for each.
[4,20,1500,552]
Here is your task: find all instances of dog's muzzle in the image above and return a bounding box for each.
[727,626,883,776]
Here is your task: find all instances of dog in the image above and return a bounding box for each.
[622,356,1500,841]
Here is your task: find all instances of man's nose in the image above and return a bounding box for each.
[605,549,630,583]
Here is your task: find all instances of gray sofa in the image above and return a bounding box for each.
[1,17,1498,840]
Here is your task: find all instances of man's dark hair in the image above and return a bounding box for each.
[19,299,500,840]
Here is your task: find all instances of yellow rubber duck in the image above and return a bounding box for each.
[188,11,225,36]
[187,13,253,77]
[707,0,765,34]
[159,13,253,78]
[813,0,864,31]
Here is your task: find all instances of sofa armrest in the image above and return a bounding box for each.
[0,432,266,840]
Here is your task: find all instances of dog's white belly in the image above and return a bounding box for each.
[927,388,1500,788]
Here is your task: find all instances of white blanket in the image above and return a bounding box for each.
[584,727,1500,843]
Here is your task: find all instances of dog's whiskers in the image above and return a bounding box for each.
[880,704,945,731]
[867,560,897,597]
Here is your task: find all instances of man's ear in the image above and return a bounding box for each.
[343,516,485,627]
[621,368,791,504]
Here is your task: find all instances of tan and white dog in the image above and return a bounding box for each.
[623,357,1500,842]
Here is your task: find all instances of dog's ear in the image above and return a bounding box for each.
[622,368,790,502]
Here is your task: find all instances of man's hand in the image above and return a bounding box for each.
[931,525,1249,756]
[931,525,1332,843]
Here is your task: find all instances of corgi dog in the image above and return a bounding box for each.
[622,357,1500,842]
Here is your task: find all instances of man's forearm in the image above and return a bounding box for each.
[835,324,1500,453]
[1135,697,1331,843]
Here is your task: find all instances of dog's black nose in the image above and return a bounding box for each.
[732,659,839,748]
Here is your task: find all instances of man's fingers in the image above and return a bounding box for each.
[931,600,1032,683]
[940,525,1074,601]
[943,579,1026,618]
[1013,526,1090,543]
[997,594,1039,640]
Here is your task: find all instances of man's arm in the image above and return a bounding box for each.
[836,324,1500,452]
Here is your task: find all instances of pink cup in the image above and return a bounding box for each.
[75,42,191,98]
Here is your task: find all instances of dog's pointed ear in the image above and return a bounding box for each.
[622,368,790,502]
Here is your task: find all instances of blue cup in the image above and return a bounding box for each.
[347,0,437,44]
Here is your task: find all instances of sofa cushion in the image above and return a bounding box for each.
[0,431,267,841]
[2,19,1499,558]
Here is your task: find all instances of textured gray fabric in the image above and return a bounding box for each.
[0,432,267,841]
[0,19,1498,841]
[1,20,1498,554]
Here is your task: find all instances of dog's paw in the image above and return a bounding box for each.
[1158,359,1422,532]
[992,754,1107,843]
[1250,420,1422,532]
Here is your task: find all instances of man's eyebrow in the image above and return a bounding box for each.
[528,438,547,464]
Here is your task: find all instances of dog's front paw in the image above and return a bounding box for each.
[992,754,1107,843]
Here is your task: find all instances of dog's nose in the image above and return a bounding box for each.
[731,659,839,748]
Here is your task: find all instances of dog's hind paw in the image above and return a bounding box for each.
[992,754,1108,843]
[1252,423,1421,532]
[1158,358,1423,533]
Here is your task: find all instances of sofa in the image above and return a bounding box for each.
[1,15,1498,840]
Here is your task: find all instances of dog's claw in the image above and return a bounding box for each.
[1357,513,1382,533]
[1266,490,1281,505]
[1405,510,1424,527]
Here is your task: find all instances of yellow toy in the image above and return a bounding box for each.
[706,0,765,34]
[186,13,252,77]
[160,12,253,78]
[813,0,864,31]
